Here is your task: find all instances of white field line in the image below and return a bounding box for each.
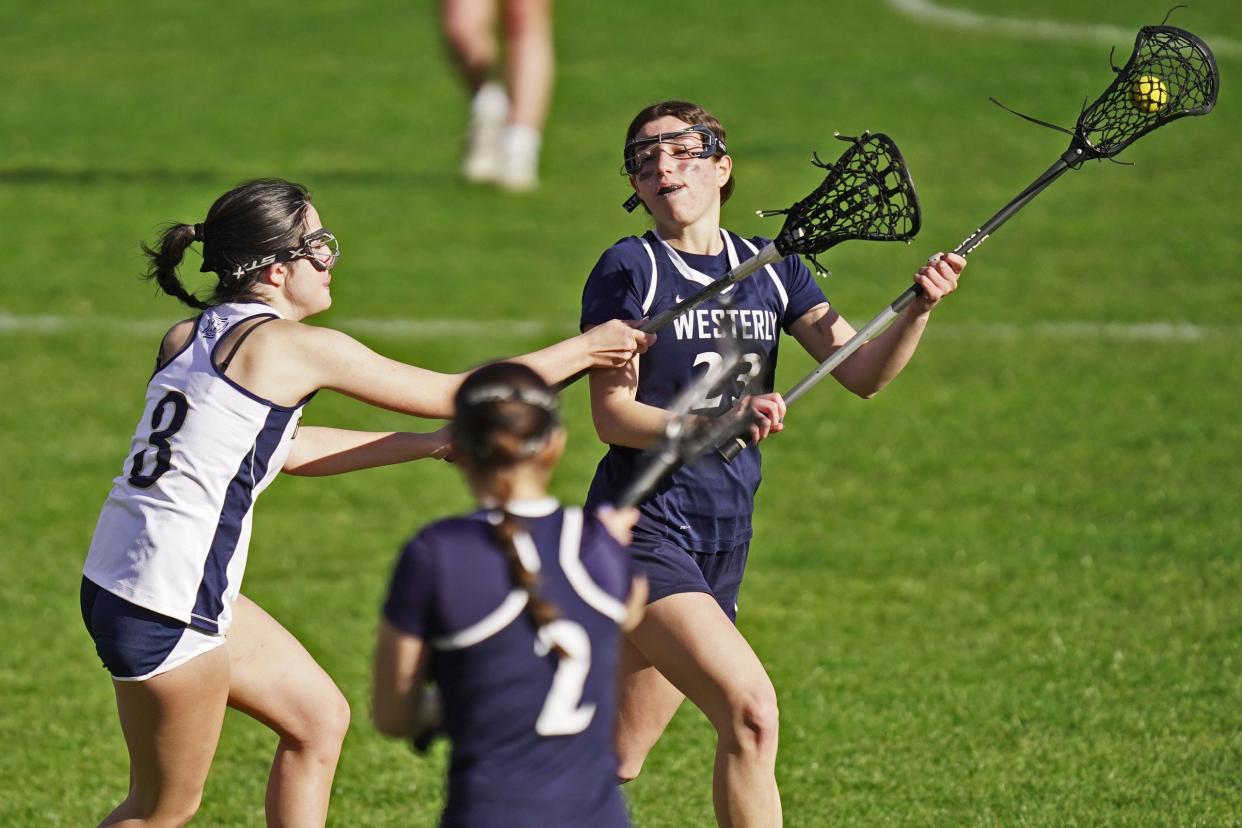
[886,0,1242,58]
[0,310,1237,343]
[0,310,565,339]
[929,321,1234,342]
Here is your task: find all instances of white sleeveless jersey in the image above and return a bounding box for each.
[84,302,310,634]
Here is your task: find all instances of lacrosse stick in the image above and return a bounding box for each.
[557,132,920,391]
[615,309,760,508]
[720,23,1219,461]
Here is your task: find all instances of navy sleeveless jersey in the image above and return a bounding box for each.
[383,502,633,828]
[580,229,827,550]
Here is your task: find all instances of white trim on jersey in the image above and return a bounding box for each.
[653,229,740,293]
[558,508,628,624]
[483,503,549,574]
[735,234,788,314]
[513,532,542,574]
[503,497,560,518]
[432,590,530,651]
[430,507,626,649]
[638,236,659,316]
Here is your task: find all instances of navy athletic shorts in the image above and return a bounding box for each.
[80,576,223,680]
[628,536,750,623]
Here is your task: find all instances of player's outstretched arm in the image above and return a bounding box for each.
[264,319,651,419]
[512,319,654,385]
[282,426,451,476]
[275,324,466,418]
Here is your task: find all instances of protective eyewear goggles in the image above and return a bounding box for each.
[289,228,340,272]
[621,125,726,176]
[218,228,341,279]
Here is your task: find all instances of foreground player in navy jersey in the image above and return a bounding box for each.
[81,179,651,826]
[374,362,647,828]
[580,101,966,826]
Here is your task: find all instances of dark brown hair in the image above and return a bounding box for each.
[625,100,734,204]
[140,178,312,309]
[452,362,564,634]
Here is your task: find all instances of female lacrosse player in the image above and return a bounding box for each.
[580,100,966,826]
[373,361,646,827]
[80,178,650,827]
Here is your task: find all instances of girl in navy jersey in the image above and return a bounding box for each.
[81,179,650,827]
[373,361,646,828]
[580,101,967,826]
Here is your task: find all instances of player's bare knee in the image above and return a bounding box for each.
[742,691,779,748]
[725,682,780,757]
[284,686,351,757]
[314,687,352,749]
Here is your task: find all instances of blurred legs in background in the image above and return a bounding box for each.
[441,0,554,191]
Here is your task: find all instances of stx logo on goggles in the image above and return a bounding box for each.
[222,229,341,279]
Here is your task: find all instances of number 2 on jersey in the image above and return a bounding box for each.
[128,390,189,488]
[533,620,597,736]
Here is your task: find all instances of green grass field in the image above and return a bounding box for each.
[3,1,1240,824]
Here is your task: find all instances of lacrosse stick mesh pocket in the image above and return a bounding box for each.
[1075,25,1218,160]
[772,133,921,273]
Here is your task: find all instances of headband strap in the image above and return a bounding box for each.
[461,384,559,414]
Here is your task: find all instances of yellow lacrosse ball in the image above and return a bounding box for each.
[1130,74,1169,114]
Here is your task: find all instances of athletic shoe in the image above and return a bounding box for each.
[462,82,508,184]
[496,124,541,192]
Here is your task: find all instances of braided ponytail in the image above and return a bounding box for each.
[492,492,563,640]
[141,223,210,309]
[453,363,566,650]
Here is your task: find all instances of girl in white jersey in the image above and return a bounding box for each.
[581,102,966,826]
[81,178,651,827]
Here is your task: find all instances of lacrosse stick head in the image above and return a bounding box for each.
[764,132,921,274]
[1072,25,1218,161]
